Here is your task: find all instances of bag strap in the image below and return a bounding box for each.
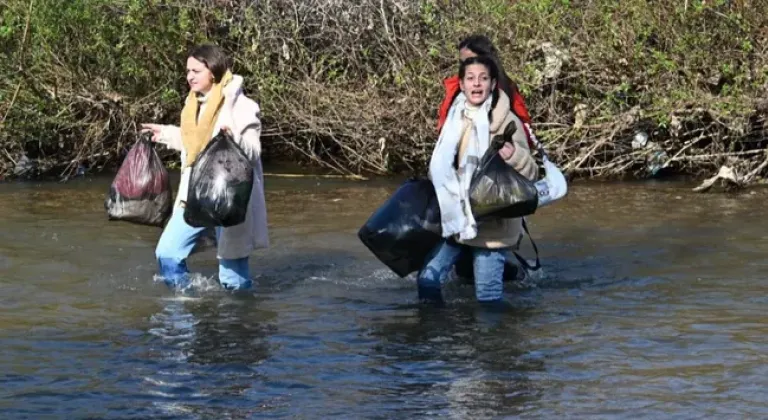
[514,124,547,272]
[512,218,541,272]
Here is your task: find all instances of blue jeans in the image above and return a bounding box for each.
[155,209,251,291]
[417,239,507,303]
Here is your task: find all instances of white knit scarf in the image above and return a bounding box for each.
[429,92,493,241]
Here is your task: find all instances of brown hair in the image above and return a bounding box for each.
[188,44,231,83]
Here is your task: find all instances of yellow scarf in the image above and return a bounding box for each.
[180,70,234,168]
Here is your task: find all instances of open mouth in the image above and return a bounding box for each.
[470,90,484,98]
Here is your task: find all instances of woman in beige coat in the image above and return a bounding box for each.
[421,55,537,304]
[141,44,268,292]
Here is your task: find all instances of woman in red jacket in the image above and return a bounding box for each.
[440,35,536,283]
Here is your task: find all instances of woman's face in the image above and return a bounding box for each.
[460,63,495,106]
[186,56,215,94]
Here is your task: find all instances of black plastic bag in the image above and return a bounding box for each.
[468,124,539,220]
[358,178,443,278]
[105,134,172,226]
[184,130,254,228]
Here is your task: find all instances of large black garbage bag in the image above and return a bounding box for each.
[468,125,539,221]
[105,135,172,226]
[358,178,443,278]
[184,130,254,228]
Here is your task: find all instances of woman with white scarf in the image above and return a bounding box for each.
[421,56,538,304]
[141,44,269,293]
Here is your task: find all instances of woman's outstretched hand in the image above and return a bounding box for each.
[498,142,516,160]
[140,123,162,142]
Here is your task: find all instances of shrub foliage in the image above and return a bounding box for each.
[1,0,767,182]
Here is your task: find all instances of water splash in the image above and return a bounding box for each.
[152,272,225,296]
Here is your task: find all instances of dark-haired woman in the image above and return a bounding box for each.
[420,56,537,305]
[442,35,540,283]
[141,44,269,292]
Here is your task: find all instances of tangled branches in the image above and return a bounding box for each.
[1,0,768,189]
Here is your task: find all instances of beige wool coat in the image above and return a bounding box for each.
[156,74,269,259]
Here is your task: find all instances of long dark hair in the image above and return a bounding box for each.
[188,44,231,83]
[458,55,500,122]
[457,34,517,99]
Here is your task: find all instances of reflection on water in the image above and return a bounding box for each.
[140,295,276,418]
[1,175,768,418]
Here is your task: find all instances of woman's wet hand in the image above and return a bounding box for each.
[498,142,515,160]
[140,123,162,142]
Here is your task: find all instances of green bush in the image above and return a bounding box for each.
[1,0,767,181]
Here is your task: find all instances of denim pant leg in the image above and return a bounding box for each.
[417,240,462,302]
[155,210,205,289]
[214,227,252,291]
[472,248,508,302]
[218,258,251,290]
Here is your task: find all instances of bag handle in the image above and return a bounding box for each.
[523,122,550,162]
[139,131,155,147]
[512,218,541,272]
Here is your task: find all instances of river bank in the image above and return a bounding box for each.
[1,0,767,185]
[4,157,764,196]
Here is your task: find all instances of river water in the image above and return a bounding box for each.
[1,173,767,419]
